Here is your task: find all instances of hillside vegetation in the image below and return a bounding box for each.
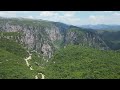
[45,45,120,79]
[97,30,120,50]
[0,17,120,79]
[0,32,44,79]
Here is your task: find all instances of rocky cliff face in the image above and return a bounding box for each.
[0,17,110,59]
[0,18,66,59]
[64,26,109,50]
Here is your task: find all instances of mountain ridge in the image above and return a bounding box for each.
[0,17,110,58]
[80,24,120,31]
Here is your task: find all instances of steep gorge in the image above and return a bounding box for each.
[0,17,110,59]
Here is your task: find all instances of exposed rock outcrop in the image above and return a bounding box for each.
[0,17,110,59]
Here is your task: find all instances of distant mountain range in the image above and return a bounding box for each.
[80,24,120,31]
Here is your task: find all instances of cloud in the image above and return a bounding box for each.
[104,11,113,13]
[63,11,76,17]
[0,11,17,17]
[87,14,120,25]
[88,15,105,24]
[113,12,120,16]
[25,16,34,19]
[0,11,120,25]
[37,11,81,25]
[39,11,58,17]
[58,12,81,25]
[59,16,81,25]
[89,15,96,20]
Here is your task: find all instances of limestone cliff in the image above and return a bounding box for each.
[0,17,110,59]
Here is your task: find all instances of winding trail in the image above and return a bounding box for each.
[24,51,45,79]
[24,56,31,66]
[38,73,45,79]
[35,75,38,79]
[35,73,45,79]
[24,54,33,70]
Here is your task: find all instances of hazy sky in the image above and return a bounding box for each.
[0,11,120,25]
